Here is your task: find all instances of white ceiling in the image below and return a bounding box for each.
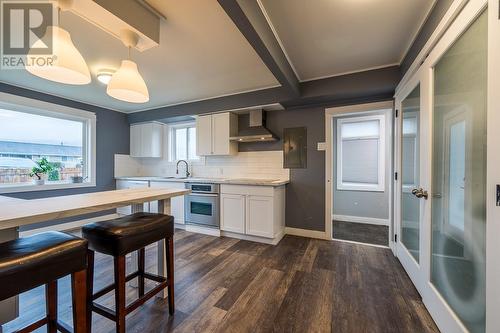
[0,0,279,113]
[259,0,436,82]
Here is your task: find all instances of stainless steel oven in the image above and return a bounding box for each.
[184,183,219,228]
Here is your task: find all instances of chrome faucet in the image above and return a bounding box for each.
[176,160,191,178]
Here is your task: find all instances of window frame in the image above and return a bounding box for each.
[0,92,96,194]
[336,114,386,192]
[167,121,202,163]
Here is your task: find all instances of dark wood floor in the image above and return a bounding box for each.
[333,220,389,246]
[3,229,438,333]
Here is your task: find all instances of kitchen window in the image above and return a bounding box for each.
[0,92,96,193]
[336,114,385,191]
[168,122,199,162]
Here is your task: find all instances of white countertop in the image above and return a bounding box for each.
[115,176,289,187]
[0,188,190,230]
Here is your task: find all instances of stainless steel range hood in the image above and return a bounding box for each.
[229,109,278,143]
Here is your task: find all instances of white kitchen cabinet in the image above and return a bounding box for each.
[220,184,285,241]
[116,180,149,214]
[246,195,274,238]
[196,112,237,156]
[130,122,163,158]
[196,115,212,156]
[149,181,185,224]
[220,194,245,233]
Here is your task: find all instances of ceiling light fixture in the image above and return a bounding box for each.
[25,0,91,85]
[106,30,149,103]
[96,69,115,85]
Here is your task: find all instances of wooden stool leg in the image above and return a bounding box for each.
[71,269,87,333]
[114,255,126,333]
[46,280,57,333]
[86,250,95,333]
[166,236,175,315]
[138,248,145,297]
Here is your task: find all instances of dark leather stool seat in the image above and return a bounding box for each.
[82,212,174,256]
[82,212,175,333]
[0,231,88,333]
[0,231,87,301]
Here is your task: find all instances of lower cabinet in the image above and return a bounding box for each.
[246,195,274,238]
[116,180,149,215]
[220,194,246,234]
[220,185,285,240]
[149,181,185,224]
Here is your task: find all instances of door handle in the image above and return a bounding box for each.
[411,188,429,200]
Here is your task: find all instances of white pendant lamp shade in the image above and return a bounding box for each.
[106,60,149,103]
[26,26,91,85]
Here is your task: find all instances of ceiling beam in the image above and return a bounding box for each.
[283,66,400,109]
[127,86,292,123]
[128,65,400,123]
[217,0,300,96]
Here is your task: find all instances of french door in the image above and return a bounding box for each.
[394,0,500,332]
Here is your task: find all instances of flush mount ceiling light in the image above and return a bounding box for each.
[106,30,149,103]
[25,0,91,85]
[96,69,115,85]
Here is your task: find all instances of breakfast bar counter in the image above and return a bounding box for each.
[0,187,190,326]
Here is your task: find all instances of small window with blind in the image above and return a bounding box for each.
[168,122,200,162]
[336,114,385,191]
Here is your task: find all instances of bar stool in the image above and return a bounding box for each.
[82,212,175,333]
[0,231,88,333]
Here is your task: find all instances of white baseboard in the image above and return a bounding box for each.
[285,227,329,240]
[333,214,389,226]
[221,230,284,245]
[20,213,120,237]
[174,223,186,230]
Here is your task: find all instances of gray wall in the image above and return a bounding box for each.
[400,0,455,76]
[0,83,130,230]
[332,111,391,221]
[239,107,326,231]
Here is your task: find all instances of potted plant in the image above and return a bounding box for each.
[30,157,54,185]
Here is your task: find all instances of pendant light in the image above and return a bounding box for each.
[106,30,149,103]
[25,0,91,85]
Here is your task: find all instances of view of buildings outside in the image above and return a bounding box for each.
[0,109,84,185]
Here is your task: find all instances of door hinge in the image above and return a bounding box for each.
[394,172,398,181]
[395,109,399,118]
[394,234,398,242]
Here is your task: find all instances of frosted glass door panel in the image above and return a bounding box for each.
[431,11,487,333]
[401,85,420,262]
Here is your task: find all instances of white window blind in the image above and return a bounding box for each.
[336,115,385,191]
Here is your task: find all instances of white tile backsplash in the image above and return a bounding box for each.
[114,154,142,177]
[114,151,289,180]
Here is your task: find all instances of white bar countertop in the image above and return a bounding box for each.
[115,176,290,186]
[0,188,190,231]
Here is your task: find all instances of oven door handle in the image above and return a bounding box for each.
[188,193,219,197]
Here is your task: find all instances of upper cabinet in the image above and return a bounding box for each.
[130,122,164,158]
[196,112,237,156]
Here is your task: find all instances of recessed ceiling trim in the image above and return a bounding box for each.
[0,80,283,114]
[123,83,282,113]
[258,0,438,83]
[300,63,400,83]
[0,80,124,113]
[256,0,301,82]
[398,0,438,63]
